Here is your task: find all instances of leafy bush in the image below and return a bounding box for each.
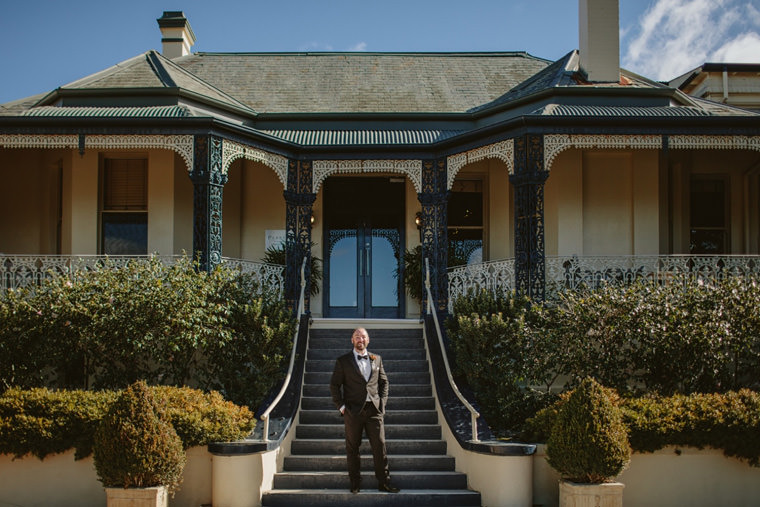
[546,378,631,483]
[446,290,557,433]
[93,381,185,492]
[0,256,294,409]
[0,385,255,460]
[396,245,423,305]
[524,388,760,467]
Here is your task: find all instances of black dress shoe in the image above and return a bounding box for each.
[350,480,360,494]
[378,482,400,493]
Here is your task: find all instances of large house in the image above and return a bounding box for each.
[2,0,760,320]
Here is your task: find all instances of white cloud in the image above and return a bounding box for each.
[622,0,760,81]
[348,42,368,51]
[711,32,760,62]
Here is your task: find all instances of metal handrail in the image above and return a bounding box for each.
[260,257,308,442]
[424,258,480,442]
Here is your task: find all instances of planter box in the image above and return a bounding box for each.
[106,486,168,507]
[559,480,624,507]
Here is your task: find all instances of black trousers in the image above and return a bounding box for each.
[344,401,390,484]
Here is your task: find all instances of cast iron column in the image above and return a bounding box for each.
[284,160,315,313]
[419,159,449,316]
[191,135,227,272]
[510,134,548,301]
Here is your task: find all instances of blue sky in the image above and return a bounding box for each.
[1,0,759,104]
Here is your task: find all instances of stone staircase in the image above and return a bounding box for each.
[261,323,482,507]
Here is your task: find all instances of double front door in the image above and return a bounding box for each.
[324,178,405,318]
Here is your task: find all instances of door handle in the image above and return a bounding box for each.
[365,248,371,276]
[359,247,363,276]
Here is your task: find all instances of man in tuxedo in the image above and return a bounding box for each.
[329,327,400,494]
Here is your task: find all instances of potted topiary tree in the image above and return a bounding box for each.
[93,381,186,507]
[546,377,631,507]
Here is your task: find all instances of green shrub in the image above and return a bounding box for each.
[524,388,760,467]
[546,378,631,483]
[0,387,116,459]
[446,290,557,434]
[0,256,294,407]
[94,381,185,492]
[0,385,255,460]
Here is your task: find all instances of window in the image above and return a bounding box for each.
[100,158,148,255]
[690,176,728,254]
[448,179,483,266]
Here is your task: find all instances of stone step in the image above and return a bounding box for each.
[302,383,432,398]
[261,489,481,507]
[306,359,429,373]
[298,409,438,425]
[291,439,447,456]
[300,396,435,411]
[296,424,441,440]
[272,470,468,490]
[309,329,422,341]
[282,454,456,472]
[308,348,426,360]
[305,371,430,385]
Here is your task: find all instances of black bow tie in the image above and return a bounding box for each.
[357,355,369,360]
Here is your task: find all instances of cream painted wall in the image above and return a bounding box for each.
[311,190,324,317]
[0,150,62,254]
[545,149,660,257]
[486,159,512,260]
[223,161,244,258]
[63,150,99,255]
[583,152,634,255]
[147,150,175,255]
[236,160,286,262]
[173,156,194,255]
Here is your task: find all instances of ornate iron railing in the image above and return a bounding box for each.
[0,255,285,297]
[447,258,515,312]
[448,255,760,305]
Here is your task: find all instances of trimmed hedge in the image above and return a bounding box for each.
[0,386,255,460]
[447,277,760,434]
[523,388,760,467]
[0,256,295,410]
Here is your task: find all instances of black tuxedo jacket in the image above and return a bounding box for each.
[329,351,389,415]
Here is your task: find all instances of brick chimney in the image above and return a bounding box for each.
[157,11,196,59]
[579,0,620,83]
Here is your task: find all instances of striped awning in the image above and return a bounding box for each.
[259,129,466,146]
[23,105,191,117]
[535,104,711,117]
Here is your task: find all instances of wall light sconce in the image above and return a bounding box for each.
[310,213,316,227]
[415,211,422,230]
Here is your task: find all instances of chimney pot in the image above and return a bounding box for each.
[157,11,196,59]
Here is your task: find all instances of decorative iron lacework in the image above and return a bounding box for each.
[444,255,760,305]
[0,134,195,169]
[447,139,514,187]
[0,255,284,297]
[447,258,515,313]
[0,134,79,149]
[221,139,288,187]
[669,135,760,152]
[373,228,402,260]
[544,134,663,170]
[544,255,760,300]
[313,159,422,193]
[86,135,194,170]
[328,229,358,257]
